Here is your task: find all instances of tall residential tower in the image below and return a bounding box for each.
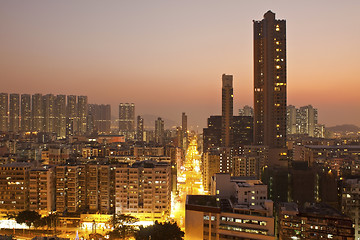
[119,103,135,139]
[221,74,233,148]
[253,11,287,148]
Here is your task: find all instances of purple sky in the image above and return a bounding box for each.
[1,1,359,130]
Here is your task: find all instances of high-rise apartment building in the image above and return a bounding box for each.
[42,94,55,133]
[286,105,319,137]
[77,96,88,135]
[55,95,67,138]
[286,105,297,135]
[21,94,31,132]
[155,117,164,145]
[9,93,20,132]
[203,116,222,152]
[0,93,8,132]
[88,104,111,134]
[254,11,287,148]
[182,112,188,149]
[119,103,135,139]
[32,93,43,132]
[299,105,317,137]
[182,112,187,134]
[137,115,144,141]
[221,74,233,148]
[66,95,77,136]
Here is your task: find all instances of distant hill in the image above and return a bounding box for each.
[327,124,360,132]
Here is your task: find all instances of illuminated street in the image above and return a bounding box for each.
[171,135,204,229]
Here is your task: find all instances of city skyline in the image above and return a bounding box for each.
[1,1,359,129]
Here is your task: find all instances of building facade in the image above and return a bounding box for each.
[119,103,135,139]
[253,11,287,148]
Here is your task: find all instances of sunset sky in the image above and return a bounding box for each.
[1,1,359,130]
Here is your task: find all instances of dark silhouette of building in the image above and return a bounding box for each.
[221,74,233,148]
[253,11,287,148]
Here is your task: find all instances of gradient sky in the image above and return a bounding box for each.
[1,1,359,130]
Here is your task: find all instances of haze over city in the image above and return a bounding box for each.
[1,0,359,129]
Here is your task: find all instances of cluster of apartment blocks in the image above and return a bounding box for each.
[0,93,113,137]
[238,104,325,138]
[0,160,171,221]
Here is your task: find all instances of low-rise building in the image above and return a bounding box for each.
[186,174,275,240]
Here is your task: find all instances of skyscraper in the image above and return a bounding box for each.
[21,94,31,132]
[299,105,317,137]
[55,95,66,138]
[9,94,20,132]
[182,112,187,134]
[155,117,164,145]
[118,103,135,139]
[221,74,233,148]
[0,93,8,132]
[32,93,43,132]
[77,96,88,135]
[253,11,287,148]
[42,94,55,133]
[66,95,77,136]
[137,115,144,141]
[88,104,111,134]
[286,105,297,135]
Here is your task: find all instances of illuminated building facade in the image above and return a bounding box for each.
[299,105,318,137]
[66,95,77,136]
[21,94,32,132]
[286,105,297,135]
[155,117,164,145]
[77,96,88,135]
[32,93,43,132]
[202,149,220,192]
[253,11,287,148]
[0,163,31,214]
[186,176,275,240]
[55,95,67,138]
[119,103,135,139]
[203,116,222,152]
[29,166,55,215]
[0,93,8,132]
[9,93,20,132]
[88,104,111,134]
[278,202,354,240]
[137,115,144,141]
[341,178,360,240]
[115,161,171,221]
[43,94,55,133]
